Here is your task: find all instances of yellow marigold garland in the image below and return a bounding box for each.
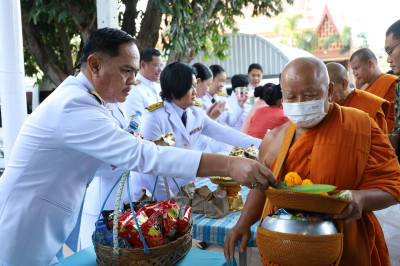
[301,179,313,185]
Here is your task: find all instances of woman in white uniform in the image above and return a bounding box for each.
[132,62,262,201]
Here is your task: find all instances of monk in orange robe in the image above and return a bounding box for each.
[327,62,390,133]
[350,48,398,133]
[224,57,400,266]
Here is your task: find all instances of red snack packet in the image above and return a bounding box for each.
[137,201,164,217]
[162,202,179,240]
[141,209,166,248]
[178,205,192,236]
[110,209,148,247]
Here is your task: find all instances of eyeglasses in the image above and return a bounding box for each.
[385,40,400,56]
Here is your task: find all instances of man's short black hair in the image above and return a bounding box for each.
[209,65,225,78]
[248,63,263,74]
[79,27,136,69]
[193,63,213,81]
[231,74,250,90]
[386,20,400,40]
[140,48,161,63]
[160,62,197,101]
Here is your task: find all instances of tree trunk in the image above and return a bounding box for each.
[21,9,67,86]
[56,21,74,76]
[136,0,162,51]
[67,1,97,43]
[121,0,139,37]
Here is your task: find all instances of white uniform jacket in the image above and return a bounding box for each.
[122,72,161,117]
[0,73,201,266]
[132,100,261,201]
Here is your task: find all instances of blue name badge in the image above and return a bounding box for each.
[189,126,202,135]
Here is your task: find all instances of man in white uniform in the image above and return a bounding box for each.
[123,48,163,117]
[0,28,277,266]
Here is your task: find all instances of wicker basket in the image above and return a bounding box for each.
[265,188,350,215]
[94,228,192,266]
[256,226,343,266]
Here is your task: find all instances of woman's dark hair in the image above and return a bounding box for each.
[160,62,197,101]
[231,74,250,90]
[209,65,225,78]
[192,63,213,81]
[79,27,136,69]
[258,83,282,106]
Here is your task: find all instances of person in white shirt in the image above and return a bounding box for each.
[123,48,163,117]
[0,28,277,266]
[133,62,261,201]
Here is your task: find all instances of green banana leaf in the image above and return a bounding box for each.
[273,181,336,194]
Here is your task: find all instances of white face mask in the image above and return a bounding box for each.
[282,98,328,128]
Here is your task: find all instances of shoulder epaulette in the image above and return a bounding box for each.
[134,80,141,85]
[90,90,104,106]
[194,101,203,107]
[217,92,227,97]
[145,102,164,111]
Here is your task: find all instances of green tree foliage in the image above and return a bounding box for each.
[21,0,292,86]
[295,30,319,53]
[274,13,303,47]
[340,26,352,54]
[357,32,369,48]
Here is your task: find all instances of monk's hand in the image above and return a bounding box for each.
[227,156,278,191]
[333,190,363,224]
[224,223,251,260]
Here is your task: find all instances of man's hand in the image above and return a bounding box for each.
[227,156,278,191]
[224,224,251,260]
[235,90,248,108]
[207,101,226,120]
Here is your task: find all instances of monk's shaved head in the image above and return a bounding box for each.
[281,57,329,93]
[326,62,352,105]
[326,62,349,83]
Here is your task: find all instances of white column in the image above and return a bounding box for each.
[96,0,119,29]
[0,0,28,166]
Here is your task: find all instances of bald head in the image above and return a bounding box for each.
[281,57,330,99]
[350,48,381,89]
[282,57,330,91]
[326,62,352,105]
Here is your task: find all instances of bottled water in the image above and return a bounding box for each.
[107,233,132,248]
[95,223,112,246]
[125,111,142,134]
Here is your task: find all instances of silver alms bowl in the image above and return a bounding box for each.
[260,215,338,235]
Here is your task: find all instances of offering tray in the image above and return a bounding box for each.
[209,176,243,211]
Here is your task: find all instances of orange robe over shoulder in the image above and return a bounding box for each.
[263,104,400,266]
[365,73,398,133]
[343,89,389,133]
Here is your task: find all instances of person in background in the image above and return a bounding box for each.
[240,83,274,134]
[224,57,400,266]
[192,63,225,120]
[232,64,264,131]
[350,48,398,133]
[327,62,389,133]
[247,63,263,92]
[247,84,289,139]
[198,65,245,152]
[0,28,278,266]
[132,62,261,201]
[374,19,400,265]
[123,48,163,117]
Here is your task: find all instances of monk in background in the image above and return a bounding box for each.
[224,57,400,266]
[327,62,389,133]
[350,48,398,133]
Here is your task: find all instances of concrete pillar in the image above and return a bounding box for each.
[96,0,119,29]
[0,0,28,166]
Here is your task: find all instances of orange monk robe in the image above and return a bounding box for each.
[365,73,398,133]
[263,104,400,266]
[343,89,389,134]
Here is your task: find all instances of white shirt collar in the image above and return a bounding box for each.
[170,101,185,118]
